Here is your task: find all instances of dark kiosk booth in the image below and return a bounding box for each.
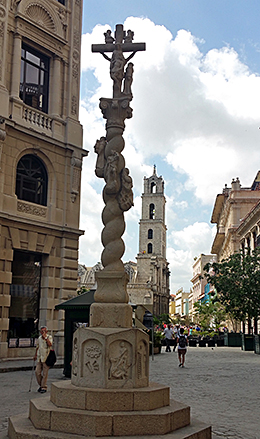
[55,290,95,377]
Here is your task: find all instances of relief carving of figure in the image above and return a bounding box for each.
[102,45,135,98]
[94,136,107,178]
[104,150,120,194]
[109,342,131,379]
[123,62,134,98]
[118,167,134,211]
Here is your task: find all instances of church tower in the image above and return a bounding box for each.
[0,0,86,358]
[128,167,170,316]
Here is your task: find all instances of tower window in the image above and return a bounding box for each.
[149,203,155,219]
[151,182,156,193]
[148,229,153,239]
[20,44,50,114]
[148,243,153,254]
[16,154,48,206]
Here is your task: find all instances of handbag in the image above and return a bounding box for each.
[45,349,57,367]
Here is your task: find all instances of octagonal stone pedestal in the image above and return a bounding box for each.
[71,327,149,389]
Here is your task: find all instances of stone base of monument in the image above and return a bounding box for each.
[8,381,211,438]
[8,328,211,438]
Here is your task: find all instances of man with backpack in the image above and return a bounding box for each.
[177,327,188,367]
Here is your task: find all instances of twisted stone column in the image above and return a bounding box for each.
[90,97,134,328]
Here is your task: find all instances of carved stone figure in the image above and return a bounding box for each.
[118,167,134,211]
[94,136,106,178]
[124,29,134,43]
[102,45,135,98]
[123,62,134,97]
[104,150,120,194]
[104,29,114,44]
[109,341,130,379]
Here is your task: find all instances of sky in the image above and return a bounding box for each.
[78,0,260,293]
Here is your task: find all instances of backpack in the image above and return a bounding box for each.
[178,335,187,348]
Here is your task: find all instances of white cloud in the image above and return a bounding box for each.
[168,222,216,292]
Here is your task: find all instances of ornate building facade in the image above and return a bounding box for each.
[0,0,86,358]
[127,167,170,316]
[210,174,260,261]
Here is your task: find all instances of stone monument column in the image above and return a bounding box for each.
[71,24,150,390]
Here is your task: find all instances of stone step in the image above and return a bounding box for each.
[50,381,170,411]
[29,397,190,436]
[8,413,211,439]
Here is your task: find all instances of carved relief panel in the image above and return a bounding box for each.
[108,340,132,381]
[81,339,103,380]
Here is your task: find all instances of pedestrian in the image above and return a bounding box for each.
[164,324,174,352]
[33,326,53,393]
[177,327,188,367]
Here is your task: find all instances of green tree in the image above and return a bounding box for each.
[193,300,226,331]
[204,248,260,333]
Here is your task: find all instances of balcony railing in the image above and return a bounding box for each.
[23,106,52,131]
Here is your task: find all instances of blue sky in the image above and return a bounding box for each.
[79,1,260,292]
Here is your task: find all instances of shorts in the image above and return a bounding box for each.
[178,348,187,354]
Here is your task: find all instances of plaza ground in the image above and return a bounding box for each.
[0,346,259,439]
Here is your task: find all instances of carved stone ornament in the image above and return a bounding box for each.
[10,0,20,11]
[25,4,55,32]
[0,5,6,18]
[70,155,82,202]
[17,201,47,217]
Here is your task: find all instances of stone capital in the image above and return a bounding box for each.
[99,97,132,130]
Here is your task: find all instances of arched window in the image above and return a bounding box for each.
[151,182,156,193]
[148,243,153,254]
[148,229,153,239]
[149,203,155,219]
[16,154,48,206]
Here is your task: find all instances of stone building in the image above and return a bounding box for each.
[210,174,260,261]
[127,167,170,316]
[0,0,86,358]
[190,254,217,318]
[174,288,189,319]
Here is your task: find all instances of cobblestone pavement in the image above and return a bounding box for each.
[0,347,259,439]
[149,346,259,439]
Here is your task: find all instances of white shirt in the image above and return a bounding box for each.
[36,335,53,363]
[164,327,173,339]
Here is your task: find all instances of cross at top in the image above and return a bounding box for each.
[92,24,146,99]
[92,24,146,54]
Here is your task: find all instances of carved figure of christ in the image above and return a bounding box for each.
[92,24,145,98]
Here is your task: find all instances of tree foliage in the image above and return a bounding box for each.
[204,248,260,323]
[193,300,226,331]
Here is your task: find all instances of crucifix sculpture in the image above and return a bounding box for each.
[90,25,146,328]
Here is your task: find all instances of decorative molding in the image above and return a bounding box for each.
[70,155,82,202]
[0,5,6,18]
[25,3,55,32]
[17,200,47,217]
[71,95,77,115]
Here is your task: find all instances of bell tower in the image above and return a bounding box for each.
[128,166,170,316]
[139,165,166,259]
